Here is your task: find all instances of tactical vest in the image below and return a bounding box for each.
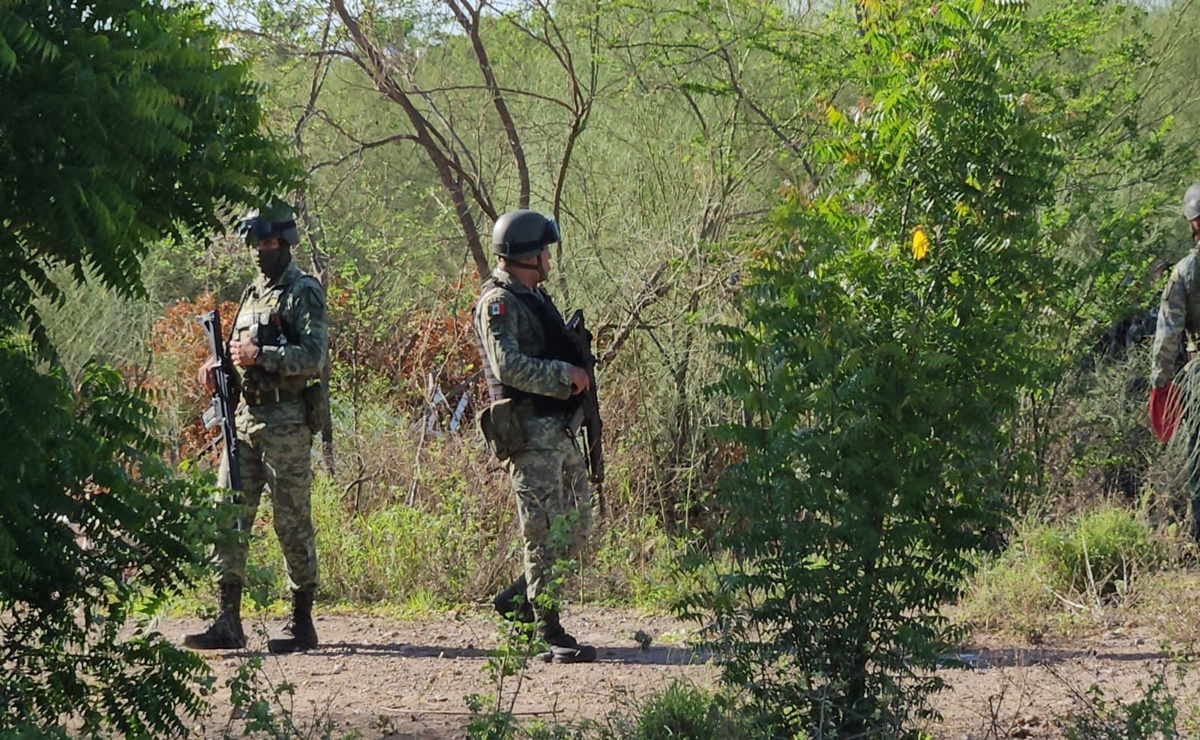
[476,278,583,417]
[233,274,319,403]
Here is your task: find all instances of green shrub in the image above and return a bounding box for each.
[1058,663,1197,739]
[961,507,1172,637]
[628,682,747,740]
[249,471,511,605]
[1030,507,1168,597]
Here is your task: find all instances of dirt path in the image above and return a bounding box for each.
[167,607,1199,738]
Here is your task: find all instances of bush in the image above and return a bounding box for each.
[1030,508,1168,597]
[592,682,752,740]
[961,506,1171,638]
[1058,662,1198,739]
[628,682,747,740]
[687,1,1068,734]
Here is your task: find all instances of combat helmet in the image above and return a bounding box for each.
[491,209,559,258]
[1184,184,1200,221]
[237,201,300,247]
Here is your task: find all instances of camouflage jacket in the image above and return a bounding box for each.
[472,266,575,404]
[1151,247,1200,388]
[232,258,328,428]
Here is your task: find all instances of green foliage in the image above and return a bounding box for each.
[961,506,1171,638]
[622,681,747,740]
[219,654,355,739]
[465,692,521,740]
[0,349,217,735]
[0,0,302,347]
[1030,507,1168,596]
[465,515,589,740]
[251,463,510,604]
[590,514,709,611]
[1059,662,1198,739]
[683,0,1150,735]
[0,1,302,734]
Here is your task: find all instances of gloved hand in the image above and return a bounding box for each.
[1150,382,1182,443]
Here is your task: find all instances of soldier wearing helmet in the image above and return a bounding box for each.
[472,208,597,664]
[185,201,329,654]
[1149,184,1200,540]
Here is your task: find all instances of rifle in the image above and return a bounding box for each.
[199,307,242,491]
[565,310,604,514]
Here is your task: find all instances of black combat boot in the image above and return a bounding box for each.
[183,583,247,650]
[536,610,597,664]
[267,587,319,654]
[492,576,535,624]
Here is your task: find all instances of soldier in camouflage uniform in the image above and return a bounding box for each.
[473,209,597,664]
[185,202,329,654]
[1150,184,1200,542]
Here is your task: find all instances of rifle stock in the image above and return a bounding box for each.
[199,308,242,491]
[566,310,604,514]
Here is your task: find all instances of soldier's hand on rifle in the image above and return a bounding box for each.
[568,365,591,395]
[198,357,219,394]
[229,338,261,367]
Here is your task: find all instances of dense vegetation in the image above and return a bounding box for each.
[5,0,1200,735]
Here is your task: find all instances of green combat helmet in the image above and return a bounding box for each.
[237,201,300,247]
[491,209,559,258]
[1184,184,1200,221]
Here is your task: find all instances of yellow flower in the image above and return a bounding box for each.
[911,227,930,260]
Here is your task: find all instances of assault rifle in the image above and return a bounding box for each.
[199,307,242,491]
[565,310,604,514]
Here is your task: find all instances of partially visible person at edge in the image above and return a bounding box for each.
[185,201,329,654]
[472,208,597,664]
[1150,183,1200,542]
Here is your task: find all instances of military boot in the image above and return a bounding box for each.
[183,583,247,650]
[492,576,535,624]
[536,611,597,664]
[267,587,318,654]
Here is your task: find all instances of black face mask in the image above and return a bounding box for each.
[256,245,291,282]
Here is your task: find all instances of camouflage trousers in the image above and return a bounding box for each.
[504,414,593,616]
[217,406,318,592]
[1181,361,1200,542]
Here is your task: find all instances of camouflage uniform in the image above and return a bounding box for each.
[217,258,328,592]
[473,266,593,615]
[1151,247,1200,539]
[1151,248,1200,389]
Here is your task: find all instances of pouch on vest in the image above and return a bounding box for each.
[478,398,526,460]
[302,382,328,435]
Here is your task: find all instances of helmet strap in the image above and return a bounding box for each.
[504,254,547,284]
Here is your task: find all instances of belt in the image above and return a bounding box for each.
[243,388,302,406]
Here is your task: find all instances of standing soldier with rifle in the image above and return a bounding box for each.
[185,201,329,654]
[473,208,601,664]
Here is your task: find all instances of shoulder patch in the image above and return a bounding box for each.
[482,295,510,336]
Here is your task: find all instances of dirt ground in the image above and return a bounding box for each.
[167,606,1200,739]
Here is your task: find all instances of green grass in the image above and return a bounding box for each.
[959,505,1174,640]
[247,473,511,606]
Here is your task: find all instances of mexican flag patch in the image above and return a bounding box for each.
[488,302,505,317]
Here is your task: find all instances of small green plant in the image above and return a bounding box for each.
[217,643,359,740]
[626,681,747,740]
[961,507,1172,637]
[465,692,520,740]
[466,511,583,740]
[1058,662,1197,739]
[964,506,1171,638]
[1029,507,1168,598]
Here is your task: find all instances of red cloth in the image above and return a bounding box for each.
[1150,383,1183,443]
